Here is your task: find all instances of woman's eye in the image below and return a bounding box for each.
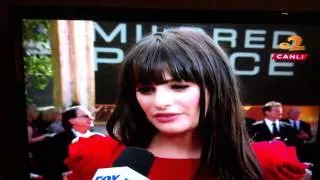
[136,86,155,94]
[170,84,189,90]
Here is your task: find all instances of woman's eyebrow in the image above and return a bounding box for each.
[157,79,184,85]
[136,79,184,87]
[161,79,175,83]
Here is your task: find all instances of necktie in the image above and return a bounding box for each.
[272,122,279,136]
[293,121,297,130]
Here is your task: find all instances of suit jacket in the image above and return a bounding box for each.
[245,117,256,137]
[281,119,312,144]
[251,120,296,146]
[42,130,75,180]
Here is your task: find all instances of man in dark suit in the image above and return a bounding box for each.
[281,107,313,161]
[281,107,312,144]
[251,101,295,146]
[245,117,256,137]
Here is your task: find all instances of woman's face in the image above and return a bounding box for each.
[136,72,201,135]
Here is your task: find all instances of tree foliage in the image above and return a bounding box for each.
[23,19,53,103]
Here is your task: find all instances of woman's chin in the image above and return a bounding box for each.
[157,126,193,136]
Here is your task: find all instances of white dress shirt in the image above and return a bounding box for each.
[264,118,280,134]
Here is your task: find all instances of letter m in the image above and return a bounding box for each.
[94,23,127,43]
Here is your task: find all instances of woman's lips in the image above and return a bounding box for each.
[153,113,181,122]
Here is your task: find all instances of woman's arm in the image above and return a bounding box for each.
[27,126,47,144]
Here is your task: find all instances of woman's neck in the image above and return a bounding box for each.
[147,130,201,159]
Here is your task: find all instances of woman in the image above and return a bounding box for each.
[27,103,49,176]
[64,28,308,180]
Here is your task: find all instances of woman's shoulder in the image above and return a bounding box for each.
[65,135,126,173]
[68,135,125,157]
[251,140,308,180]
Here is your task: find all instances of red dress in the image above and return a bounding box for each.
[64,135,307,180]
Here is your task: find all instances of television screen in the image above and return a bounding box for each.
[11,8,320,179]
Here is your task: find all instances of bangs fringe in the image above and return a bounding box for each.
[130,39,197,85]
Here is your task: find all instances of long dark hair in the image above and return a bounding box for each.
[107,27,262,179]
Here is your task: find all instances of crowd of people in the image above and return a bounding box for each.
[27,104,104,179]
[27,27,314,180]
[27,104,63,177]
[246,101,314,164]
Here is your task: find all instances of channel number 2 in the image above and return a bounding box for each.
[278,35,305,51]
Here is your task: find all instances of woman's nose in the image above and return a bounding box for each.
[153,88,173,109]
